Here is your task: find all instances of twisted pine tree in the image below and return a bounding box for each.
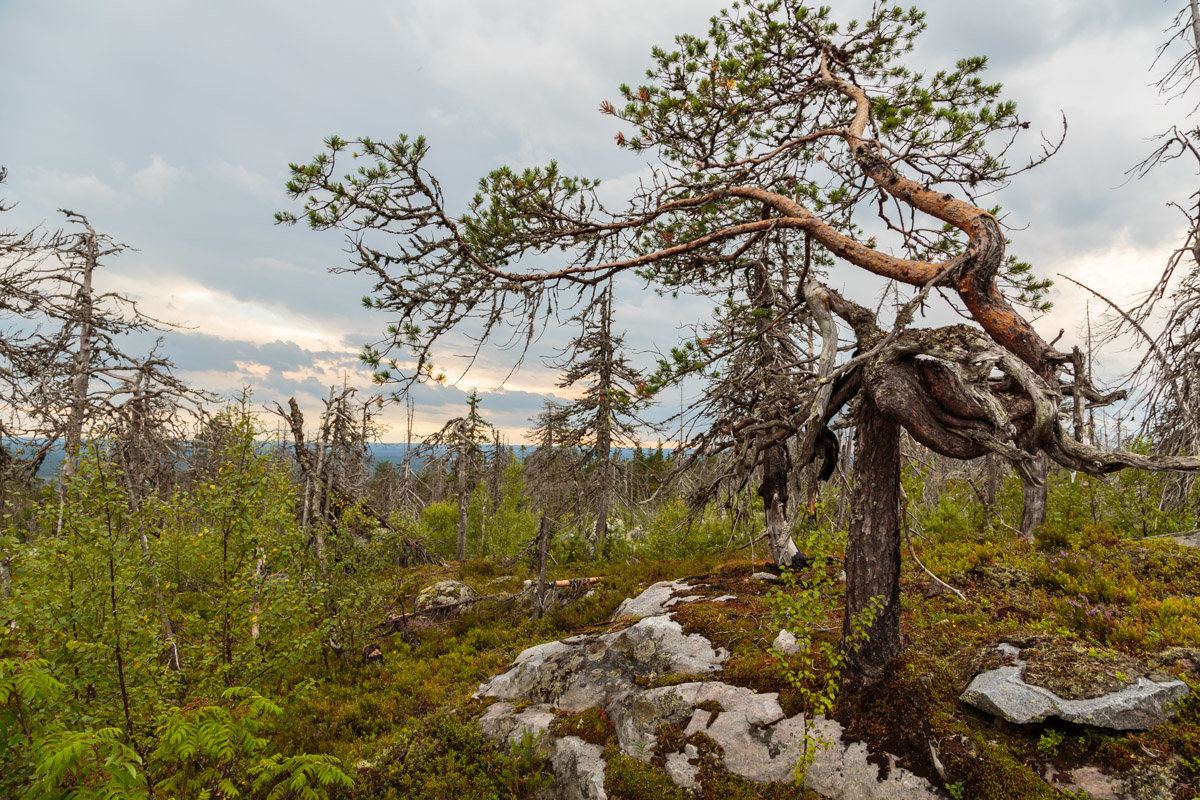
[280,1,1200,683]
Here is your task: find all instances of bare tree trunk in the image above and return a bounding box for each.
[1190,0,1200,68]
[843,399,902,687]
[754,263,801,566]
[593,284,615,558]
[402,397,419,513]
[761,444,800,566]
[594,416,612,558]
[55,219,100,537]
[1018,450,1048,540]
[490,429,504,509]
[534,512,550,619]
[249,548,266,641]
[61,222,98,484]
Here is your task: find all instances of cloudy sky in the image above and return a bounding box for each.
[0,0,1192,442]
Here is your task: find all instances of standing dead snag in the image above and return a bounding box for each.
[0,190,196,491]
[549,282,650,558]
[275,394,443,566]
[282,1,1200,683]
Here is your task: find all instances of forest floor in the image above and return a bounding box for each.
[275,524,1200,800]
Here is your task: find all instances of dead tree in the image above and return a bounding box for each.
[0,186,189,491]
[550,283,649,557]
[1111,1,1200,517]
[275,392,442,565]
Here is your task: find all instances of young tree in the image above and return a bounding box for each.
[281,2,1200,682]
[423,391,493,561]
[523,400,581,615]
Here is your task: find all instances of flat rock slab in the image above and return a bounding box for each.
[961,644,1189,730]
[1172,531,1200,548]
[611,580,700,620]
[475,614,728,710]
[478,701,555,746]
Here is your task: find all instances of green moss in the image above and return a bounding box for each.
[603,745,691,800]
[946,748,1058,800]
[634,671,710,689]
[650,722,687,766]
[1019,638,1147,700]
[549,707,616,747]
[671,597,764,652]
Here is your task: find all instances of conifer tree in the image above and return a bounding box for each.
[424,391,493,561]
[551,284,648,556]
[1,174,196,490]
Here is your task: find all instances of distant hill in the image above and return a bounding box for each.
[18,440,674,480]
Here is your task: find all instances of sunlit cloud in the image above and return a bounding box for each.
[99,271,353,354]
[1036,236,1177,379]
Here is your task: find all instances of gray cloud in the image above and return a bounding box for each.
[2,0,1192,440]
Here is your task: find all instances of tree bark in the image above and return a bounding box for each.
[594,418,612,558]
[1018,449,1048,540]
[593,284,615,559]
[534,512,550,620]
[61,221,98,484]
[761,443,800,566]
[843,398,902,687]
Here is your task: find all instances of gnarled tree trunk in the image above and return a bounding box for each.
[1018,449,1048,540]
[843,398,902,686]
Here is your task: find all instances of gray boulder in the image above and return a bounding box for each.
[415,579,478,613]
[476,614,728,713]
[772,628,800,655]
[961,643,1189,730]
[478,700,555,746]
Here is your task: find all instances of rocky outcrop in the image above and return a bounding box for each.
[551,737,607,800]
[415,580,478,613]
[476,613,728,709]
[610,579,700,619]
[961,642,1189,730]
[477,580,944,800]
